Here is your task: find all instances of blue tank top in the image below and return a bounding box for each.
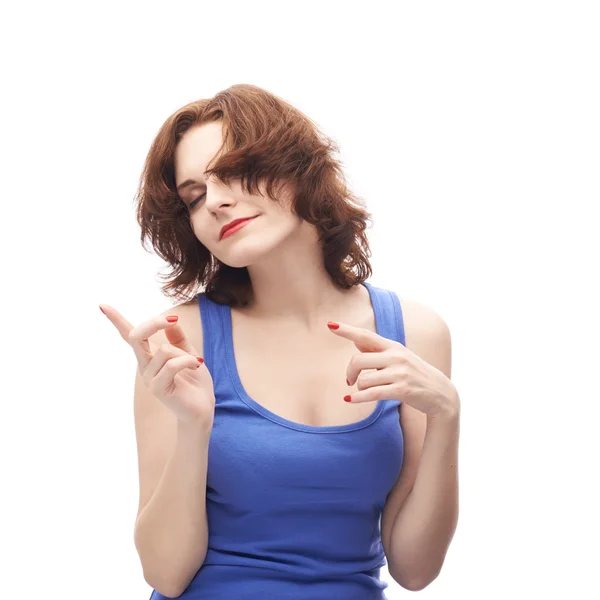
[149,281,405,600]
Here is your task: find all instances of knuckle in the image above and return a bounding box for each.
[165,357,179,372]
[156,343,174,359]
[392,349,406,363]
[395,366,407,379]
[348,356,360,372]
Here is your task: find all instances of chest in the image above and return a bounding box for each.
[231,311,380,428]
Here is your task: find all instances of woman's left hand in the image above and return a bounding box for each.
[327,321,459,417]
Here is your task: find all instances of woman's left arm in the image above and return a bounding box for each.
[328,303,461,591]
[387,404,460,591]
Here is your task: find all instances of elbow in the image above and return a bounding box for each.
[137,550,188,598]
[394,576,435,592]
[402,577,434,592]
[140,554,205,598]
[390,566,440,592]
[143,572,186,598]
[134,535,195,597]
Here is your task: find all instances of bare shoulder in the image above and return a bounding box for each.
[398,294,452,365]
[395,294,454,433]
[398,296,452,349]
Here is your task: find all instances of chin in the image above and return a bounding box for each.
[221,257,255,269]
[212,246,265,269]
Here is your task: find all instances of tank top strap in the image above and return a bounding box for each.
[362,281,406,347]
[196,291,229,386]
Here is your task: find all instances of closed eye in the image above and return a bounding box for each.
[189,193,206,209]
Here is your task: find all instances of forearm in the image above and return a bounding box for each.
[134,419,211,597]
[389,409,460,590]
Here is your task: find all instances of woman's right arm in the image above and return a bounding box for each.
[130,308,212,598]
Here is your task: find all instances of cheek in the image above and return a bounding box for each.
[190,218,212,248]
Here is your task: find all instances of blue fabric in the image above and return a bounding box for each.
[149,281,405,599]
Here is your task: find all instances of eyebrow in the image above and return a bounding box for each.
[177,179,205,193]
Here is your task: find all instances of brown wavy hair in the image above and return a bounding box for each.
[134,83,374,307]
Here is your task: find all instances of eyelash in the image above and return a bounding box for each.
[189,193,206,209]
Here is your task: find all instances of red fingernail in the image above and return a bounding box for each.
[344,395,352,402]
[99,306,105,315]
[197,357,204,363]
[166,315,178,323]
[346,378,350,386]
[327,321,339,330]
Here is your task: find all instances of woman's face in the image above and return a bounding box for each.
[174,120,303,268]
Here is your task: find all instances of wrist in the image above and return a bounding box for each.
[177,415,214,438]
[428,393,460,424]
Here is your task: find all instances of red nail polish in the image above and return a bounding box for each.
[346,378,350,386]
[197,357,204,363]
[327,321,339,330]
[166,315,178,323]
[99,306,105,315]
[344,395,352,402]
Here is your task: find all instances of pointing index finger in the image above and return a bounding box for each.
[327,320,388,352]
[99,304,136,343]
[100,304,186,370]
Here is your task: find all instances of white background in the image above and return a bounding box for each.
[1,1,598,598]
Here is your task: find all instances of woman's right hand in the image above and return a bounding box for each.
[99,304,216,429]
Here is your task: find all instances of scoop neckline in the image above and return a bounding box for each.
[222,281,386,434]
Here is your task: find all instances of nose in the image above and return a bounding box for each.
[204,179,236,212]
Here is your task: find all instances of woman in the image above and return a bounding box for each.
[100,84,460,599]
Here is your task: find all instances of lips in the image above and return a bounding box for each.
[219,215,258,239]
